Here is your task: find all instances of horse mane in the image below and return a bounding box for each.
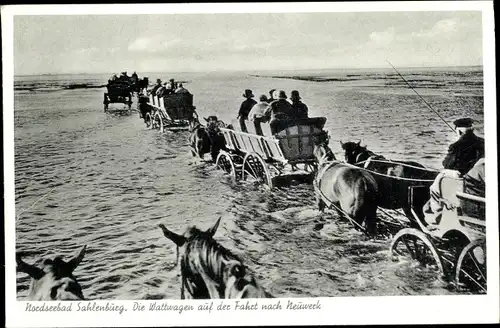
[184,229,244,284]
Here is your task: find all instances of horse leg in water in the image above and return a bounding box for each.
[316,196,326,212]
[337,178,378,235]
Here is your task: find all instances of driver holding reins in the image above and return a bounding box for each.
[423,117,485,226]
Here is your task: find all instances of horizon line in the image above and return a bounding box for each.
[15,64,483,77]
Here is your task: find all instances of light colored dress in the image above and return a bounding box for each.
[248,101,269,121]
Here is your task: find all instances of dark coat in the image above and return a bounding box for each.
[238,98,257,119]
[442,131,484,175]
[291,101,309,119]
[265,99,293,120]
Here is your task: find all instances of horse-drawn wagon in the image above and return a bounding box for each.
[142,92,198,132]
[103,81,133,111]
[390,176,486,293]
[216,117,329,188]
[312,139,486,293]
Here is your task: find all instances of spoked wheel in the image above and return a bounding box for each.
[153,112,164,132]
[242,152,272,188]
[390,228,444,275]
[455,239,487,293]
[303,162,318,173]
[216,151,237,180]
[144,112,152,129]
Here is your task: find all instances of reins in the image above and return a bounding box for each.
[354,157,438,173]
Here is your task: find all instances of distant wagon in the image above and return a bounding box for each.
[216,117,329,188]
[143,92,199,132]
[103,81,133,111]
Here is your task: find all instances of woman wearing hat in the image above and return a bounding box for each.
[422,117,485,226]
[290,90,309,119]
[237,89,257,133]
[248,95,270,136]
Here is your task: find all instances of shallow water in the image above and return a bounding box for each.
[14,67,484,299]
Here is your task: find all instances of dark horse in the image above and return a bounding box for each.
[159,218,271,299]
[16,246,87,300]
[313,139,379,235]
[340,141,439,220]
[189,116,226,162]
[340,141,437,180]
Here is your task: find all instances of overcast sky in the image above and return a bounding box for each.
[13,11,482,75]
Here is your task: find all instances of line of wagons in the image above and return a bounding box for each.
[135,84,486,295]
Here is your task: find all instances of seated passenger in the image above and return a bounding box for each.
[422,118,485,226]
[150,79,162,95]
[290,90,309,119]
[175,83,189,94]
[267,89,277,103]
[168,79,176,92]
[248,95,269,136]
[156,84,166,97]
[264,90,293,134]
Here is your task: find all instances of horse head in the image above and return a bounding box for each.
[340,140,368,164]
[17,246,86,301]
[313,134,336,167]
[189,117,202,132]
[158,218,269,299]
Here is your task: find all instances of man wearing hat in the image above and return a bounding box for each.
[150,78,162,96]
[442,118,485,175]
[423,117,485,226]
[168,78,176,92]
[290,90,309,119]
[264,90,293,134]
[238,89,257,132]
[267,89,277,103]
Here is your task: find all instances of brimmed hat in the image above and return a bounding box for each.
[156,78,162,83]
[169,78,175,82]
[259,94,268,102]
[243,89,254,98]
[453,117,474,128]
[277,90,287,100]
[290,90,301,100]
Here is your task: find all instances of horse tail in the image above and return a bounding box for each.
[350,174,378,234]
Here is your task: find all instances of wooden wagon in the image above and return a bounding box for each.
[103,82,133,111]
[390,176,486,293]
[144,93,198,131]
[216,117,328,188]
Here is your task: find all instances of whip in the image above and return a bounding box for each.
[386,60,456,133]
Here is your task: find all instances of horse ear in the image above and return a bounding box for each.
[203,117,209,122]
[159,224,186,247]
[206,217,222,237]
[67,246,86,273]
[357,140,361,146]
[16,253,45,280]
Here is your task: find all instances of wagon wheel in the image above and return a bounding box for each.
[390,228,444,275]
[242,152,273,188]
[216,151,237,180]
[455,239,486,293]
[144,112,152,129]
[303,162,318,173]
[153,112,164,132]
